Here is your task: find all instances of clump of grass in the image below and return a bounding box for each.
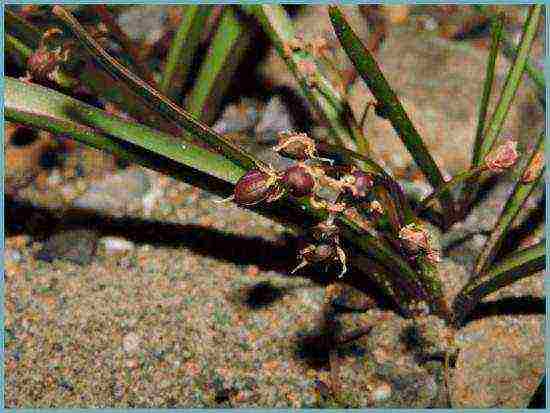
[5,4,544,407]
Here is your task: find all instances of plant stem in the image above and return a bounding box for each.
[94,5,157,87]
[453,240,545,326]
[474,132,545,276]
[474,5,542,165]
[160,5,212,100]
[5,9,41,49]
[186,6,250,124]
[472,13,505,167]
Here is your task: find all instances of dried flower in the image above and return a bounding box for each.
[521,151,544,183]
[274,132,317,161]
[484,140,519,172]
[399,223,430,253]
[282,165,315,198]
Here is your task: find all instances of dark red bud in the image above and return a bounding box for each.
[282,165,315,198]
[28,48,59,82]
[234,169,277,206]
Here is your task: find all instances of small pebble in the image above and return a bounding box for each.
[100,236,135,254]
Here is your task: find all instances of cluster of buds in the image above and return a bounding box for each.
[225,131,381,277]
[398,223,441,264]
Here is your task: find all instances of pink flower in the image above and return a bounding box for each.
[484,141,519,172]
[399,223,429,253]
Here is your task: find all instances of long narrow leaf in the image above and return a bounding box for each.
[453,240,545,326]
[52,5,264,172]
[5,77,244,184]
[186,6,250,124]
[160,5,212,100]
[474,132,545,276]
[329,6,451,214]
[472,13,505,167]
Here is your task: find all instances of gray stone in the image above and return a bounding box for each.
[73,168,151,214]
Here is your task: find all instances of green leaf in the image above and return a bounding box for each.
[160,5,212,100]
[472,13,505,167]
[5,77,245,185]
[474,132,545,276]
[453,240,544,326]
[328,7,448,198]
[52,5,264,172]
[186,6,250,124]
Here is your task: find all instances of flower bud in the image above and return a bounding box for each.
[282,165,315,198]
[233,169,279,206]
[484,141,519,172]
[274,132,317,161]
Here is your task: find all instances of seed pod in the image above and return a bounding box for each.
[282,165,315,198]
[274,132,317,161]
[233,169,278,206]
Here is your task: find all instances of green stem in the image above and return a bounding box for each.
[5,9,41,49]
[186,6,250,124]
[474,132,545,276]
[472,13,505,167]
[160,5,212,100]
[329,6,454,222]
[5,33,33,62]
[453,240,545,326]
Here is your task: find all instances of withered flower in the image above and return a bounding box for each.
[484,141,519,172]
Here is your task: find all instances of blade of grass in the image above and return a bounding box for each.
[453,240,545,326]
[472,13,505,167]
[474,132,545,276]
[473,5,542,166]
[473,5,545,94]
[6,32,33,62]
[6,75,435,319]
[329,5,454,223]
[5,77,244,184]
[186,6,250,124]
[160,5,212,100]
[52,5,264,172]
[242,4,367,155]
